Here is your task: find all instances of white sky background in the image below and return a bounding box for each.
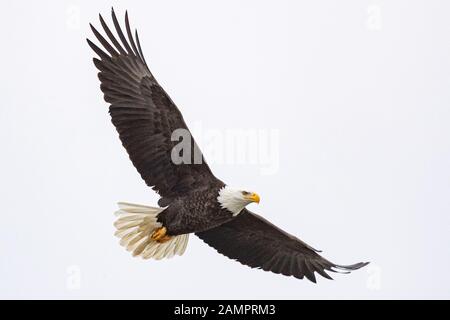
[1,0,449,299]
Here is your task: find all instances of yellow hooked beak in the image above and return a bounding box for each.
[245,192,260,204]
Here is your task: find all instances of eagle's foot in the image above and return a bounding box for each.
[151,227,171,243]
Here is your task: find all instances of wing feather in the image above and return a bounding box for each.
[99,13,127,55]
[88,10,219,201]
[111,8,134,55]
[196,209,369,283]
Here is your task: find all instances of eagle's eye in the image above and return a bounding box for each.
[241,191,250,196]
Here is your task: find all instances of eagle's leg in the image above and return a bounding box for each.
[151,226,172,243]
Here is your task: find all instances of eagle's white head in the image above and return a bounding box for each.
[217,186,260,216]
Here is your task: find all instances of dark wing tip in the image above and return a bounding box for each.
[86,37,110,60]
[313,263,334,280]
[304,260,368,283]
[335,261,370,271]
[98,13,108,30]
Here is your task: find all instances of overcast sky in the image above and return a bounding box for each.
[1,0,449,299]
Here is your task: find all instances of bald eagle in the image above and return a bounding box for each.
[87,9,368,283]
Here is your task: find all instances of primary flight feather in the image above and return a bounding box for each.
[87,9,368,282]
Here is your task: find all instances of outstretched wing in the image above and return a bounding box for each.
[87,9,218,202]
[196,209,369,283]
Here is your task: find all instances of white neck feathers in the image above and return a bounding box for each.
[217,186,248,216]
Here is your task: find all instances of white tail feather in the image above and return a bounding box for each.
[114,202,189,260]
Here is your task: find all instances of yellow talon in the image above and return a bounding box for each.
[151,227,171,243]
